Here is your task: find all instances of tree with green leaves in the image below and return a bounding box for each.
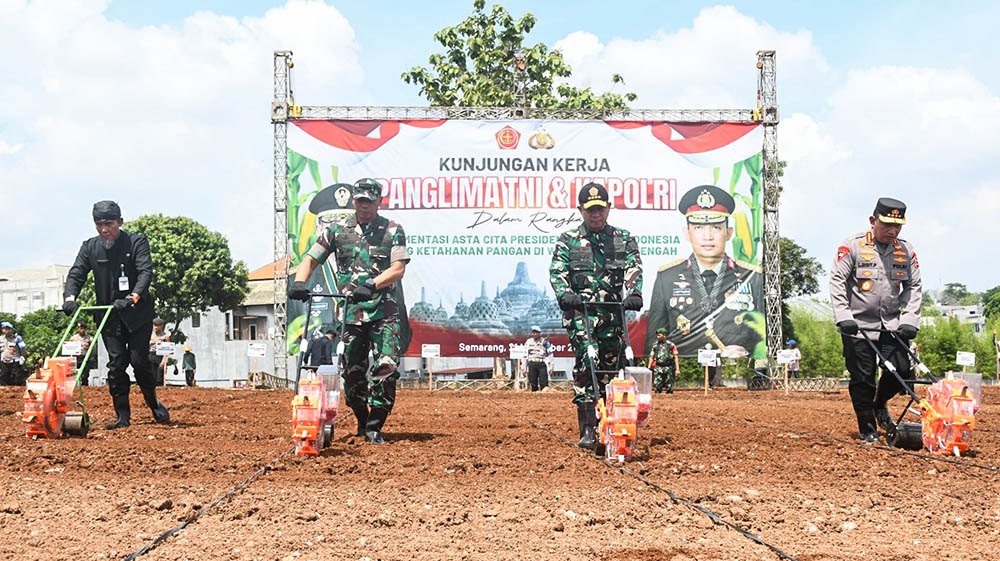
[124,215,249,336]
[778,237,823,343]
[402,0,636,109]
[982,285,1000,320]
[18,307,71,369]
[939,282,973,306]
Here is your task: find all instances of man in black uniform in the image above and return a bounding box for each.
[645,185,764,360]
[62,201,169,430]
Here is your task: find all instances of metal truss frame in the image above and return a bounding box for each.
[757,50,782,373]
[272,50,781,380]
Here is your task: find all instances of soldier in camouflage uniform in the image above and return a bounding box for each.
[289,178,409,444]
[549,183,643,449]
[647,327,680,394]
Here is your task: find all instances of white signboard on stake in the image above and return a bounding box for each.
[155,342,175,356]
[247,342,267,358]
[776,349,796,364]
[62,341,83,356]
[956,351,976,367]
[698,349,718,366]
[509,344,528,360]
[421,344,441,358]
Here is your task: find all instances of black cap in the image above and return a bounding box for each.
[578,182,609,209]
[873,197,906,224]
[309,183,355,214]
[93,200,122,221]
[678,185,735,224]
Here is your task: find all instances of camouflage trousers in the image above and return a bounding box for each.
[341,316,401,412]
[565,310,624,405]
[652,366,674,393]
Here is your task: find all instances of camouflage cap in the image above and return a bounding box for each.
[353,178,383,201]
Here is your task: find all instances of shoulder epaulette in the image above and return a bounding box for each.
[658,258,685,272]
[734,259,762,273]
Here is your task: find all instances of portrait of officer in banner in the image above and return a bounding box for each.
[645,185,764,358]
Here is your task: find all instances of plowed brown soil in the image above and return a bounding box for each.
[1,384,997,561]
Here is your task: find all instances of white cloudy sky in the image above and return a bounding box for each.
[1,0,998,292]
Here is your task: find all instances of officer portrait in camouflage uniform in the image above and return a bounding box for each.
[289,178,409,444]
[645,185,764,360]
[549,182,643,449]
[646,327,680,394]
[830,197,921,444]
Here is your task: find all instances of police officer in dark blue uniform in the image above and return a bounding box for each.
[62,201,169,430]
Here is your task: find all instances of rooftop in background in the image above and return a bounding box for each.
[247,258,291,282]
[788,296,833,320]
[0,265,71,284]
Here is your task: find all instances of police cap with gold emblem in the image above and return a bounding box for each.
[678,185,735,224]
[353,178,383,201]
[308,183,355,214]
[873,197,906,225]
[578,182,609,209]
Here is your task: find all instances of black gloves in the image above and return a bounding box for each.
[288,280,310,302]
[558,291,583,311]
[351,278,377,302]
[837,320,859,336]
[898,324,919,340]
[622,294,643,311]
[62,299,79,316]
[112,298,132,311]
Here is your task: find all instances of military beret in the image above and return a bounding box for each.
[92,200,122,221]
[678,185,734,224]
[873,197,906,224]
[578,182,609,209]
[309,183,355,214]
[656,327,668,335]
[353,178,383,201]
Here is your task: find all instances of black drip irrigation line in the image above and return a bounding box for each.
[122,409,355,560]
[673,409,1000,474]
[480,393,801,561]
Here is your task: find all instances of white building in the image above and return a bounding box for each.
[0,265,70,317]
[935,305,986,333]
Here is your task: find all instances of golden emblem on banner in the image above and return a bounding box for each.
[334,186,351,208]
[528,128,555,149]
[696,189,716,209]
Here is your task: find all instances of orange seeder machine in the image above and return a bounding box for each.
[580,301,654,462]
[860,327,978,456]
[22,305,114,439]
[291,292,346,456]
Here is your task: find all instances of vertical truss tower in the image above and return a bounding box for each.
[757,50,782,369]
[271,51,292,384]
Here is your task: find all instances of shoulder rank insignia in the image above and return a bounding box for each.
[657,258,685,272]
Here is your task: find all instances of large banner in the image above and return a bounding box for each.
[286,119,765,359]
